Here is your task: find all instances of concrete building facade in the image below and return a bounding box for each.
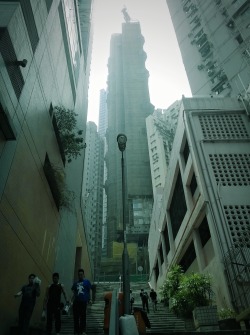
[148,96,250,314]
[0,0,93,333]
[146,102,181,198]
[167,0,250,98]
[105,17,154,273]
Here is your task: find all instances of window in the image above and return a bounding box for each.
[179,241,196,272]
[169,171,187,239]
[45,0,53,12]
[43,153,61,210]
[198,216,211,247]
[163,224,170,255]
[190,173,198,197]
[236,34,243,44]
[0,28,24,99]
[159,244,164,264]
[51,110,66,166]
[154,261,159,281]
[182,139,190,165]
[0,103,16,141]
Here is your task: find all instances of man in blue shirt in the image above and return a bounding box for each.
[71,269,92,335]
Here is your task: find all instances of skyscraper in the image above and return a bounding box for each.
[167,0,250,98]
[82,121,104,280]
[105,13,154,266]
[98,89,108,256]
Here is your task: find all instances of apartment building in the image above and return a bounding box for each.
[146,102,181,198]
[82,121,104,280]
[167,0,250,97]
[148,96,250,313]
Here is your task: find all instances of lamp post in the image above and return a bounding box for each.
[117,133,130,315]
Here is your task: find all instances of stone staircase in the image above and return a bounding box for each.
[145,302,185,333]
[59,281,187,334]
[60,281,120,335]
[129,282,186,334]
[60,300,105,334]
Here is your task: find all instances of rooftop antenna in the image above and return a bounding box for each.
[121,6,131,23]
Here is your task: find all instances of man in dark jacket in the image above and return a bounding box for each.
[43,272,68,335]
[14,273,41,335]
[140,289,149,313]
[150,289,158,311]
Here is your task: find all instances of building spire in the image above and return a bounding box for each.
[121,7,131,23]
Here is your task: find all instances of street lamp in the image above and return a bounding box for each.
[117,133,130,315]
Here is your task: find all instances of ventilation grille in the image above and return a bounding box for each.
[199,114,249,140]
[209,153,250,186]
[224,205,250,248]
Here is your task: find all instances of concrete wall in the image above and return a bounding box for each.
[148,96,250,310]
[0,1,92,333]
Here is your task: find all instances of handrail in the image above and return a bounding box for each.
[109,288,119,335]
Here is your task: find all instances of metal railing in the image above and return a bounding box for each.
[96,274,149,283]
[109,288,119,335]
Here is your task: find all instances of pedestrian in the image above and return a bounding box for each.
[14,273,41,335]
[71,268,92,335]
[149,288,157,312]
[43,272,69,335]
[140,289,149,313]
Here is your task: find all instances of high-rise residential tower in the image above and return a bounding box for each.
[167,0,250,98]
[82,121,104,280]
[105,13,154,269]
[98,89,108,256]
[146,102,181,198]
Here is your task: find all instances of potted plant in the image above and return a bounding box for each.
[53,106,85,163]
[160,266,218,331]
[159,264,183,307]
[160,265,194,330]
[218,307,240,330]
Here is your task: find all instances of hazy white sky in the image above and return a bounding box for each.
[87,0,192,125]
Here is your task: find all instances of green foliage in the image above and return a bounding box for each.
[159,265,183,301]
[218,307,237,320]
[160,265,213,318]
[54,106,85,163]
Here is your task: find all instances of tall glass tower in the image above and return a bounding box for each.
[105,15,154,263]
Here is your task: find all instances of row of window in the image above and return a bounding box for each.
[155,215,211,281]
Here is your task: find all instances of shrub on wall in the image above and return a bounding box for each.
[53,106,85,163]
